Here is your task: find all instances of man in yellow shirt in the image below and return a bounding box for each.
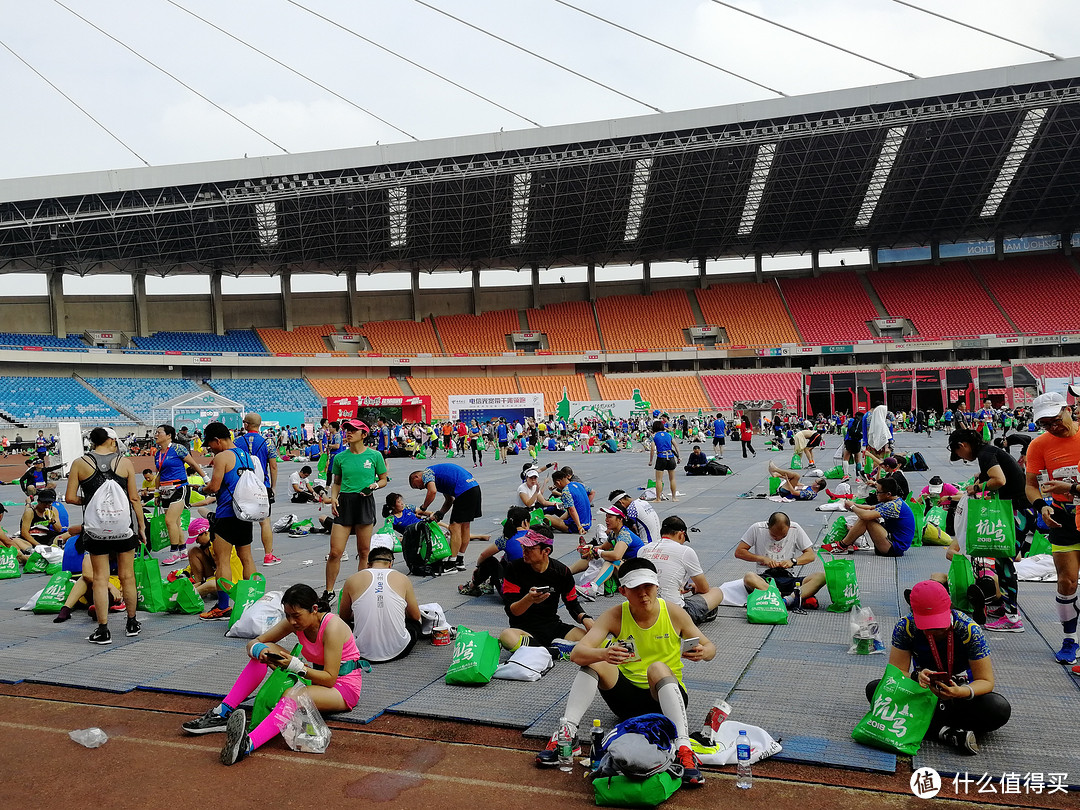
[535,557,715,787]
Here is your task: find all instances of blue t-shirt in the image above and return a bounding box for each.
[614,527,644,559]
[422,463,479,497]
[497,424,508,442]
[891,610,989,677]
[652,431,675,459]
[155,444,188,484]
[876,498,915,552]
[497,528,526,563]
[241,431,276,487]
[560,481,592,530]
[393,506,423,532]
[713,418,725,437]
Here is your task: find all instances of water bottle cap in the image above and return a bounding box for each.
[593,719,601,726]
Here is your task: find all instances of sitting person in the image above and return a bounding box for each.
[868,580,1010,754]
[867,456,910,502]
[640,515,724,623]
[182,584,364,766]
[0,502,34,563]
[21,489,64,549]
[768,461,827,501]
[172,518,226,597]
[548,468,592,536]
[459,506,529,596]
[822,478,915,556]
[19,457,63,503]
[498,527,594,654]
[139,469,158,503]
[52,527,127,623]
[289,466,319,503]
[684,445,710,475]
[382,491,427,533]
[608,489,660,545]
[517,467,558,511]
[730,512,826,609]
[535,558,714,787]
[569,504,644,578]
[339,547,422,662]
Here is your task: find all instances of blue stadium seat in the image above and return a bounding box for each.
[82,377,204,424]
[130,330,266,354]
[0,376,132,426]
[206,379,323,421]
[0,332,86,349]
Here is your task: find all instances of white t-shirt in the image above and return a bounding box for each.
[517,480,541,506]
[639,538,703,607]
[289,470,306,490]
[739,521,813,567]
[625,498,660,545]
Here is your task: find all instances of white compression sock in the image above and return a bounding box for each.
[656,676,690,748]
[1055,590,1079,638]
[560,667,599,733]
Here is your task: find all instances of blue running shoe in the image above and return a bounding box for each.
[1055,638,1078,665]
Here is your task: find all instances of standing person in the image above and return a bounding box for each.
[324,420,388,604]
[792,424,823,468]
[648,420,681,502]
[497,419,509,463]
[948,428,1028,632]
[469,419,484,468]
[240,413,281,567]
[196,421,260,622]
[153,424,208,566]
[711,413,726,459]
[1023,392,1080,665]
[740,413,757,459]
[408,462,482,572]
[65,427,145,644]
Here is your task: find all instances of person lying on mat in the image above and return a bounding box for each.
[768,462,827,501]
[181,583,364,766]
[867,580,1011,755]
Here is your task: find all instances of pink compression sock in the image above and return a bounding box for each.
[222,659,269,710]
[248,695,298,751]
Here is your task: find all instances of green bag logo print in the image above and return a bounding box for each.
[0,553,18,575]
[869,693,915,739]
[43,578,68,600]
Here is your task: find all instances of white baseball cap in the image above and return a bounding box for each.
[1032,392,1067,422]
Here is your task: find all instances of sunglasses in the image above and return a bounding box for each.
[1037,411,1067,430]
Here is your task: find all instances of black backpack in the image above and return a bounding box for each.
[400,522,445,576]
[908,451,929,471]
[705,459,731,476]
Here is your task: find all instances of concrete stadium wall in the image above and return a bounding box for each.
[148,296,214,333]
[0,298,52,333]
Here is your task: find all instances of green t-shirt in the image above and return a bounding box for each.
[331,448,386,493]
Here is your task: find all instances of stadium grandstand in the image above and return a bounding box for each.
[0,58,1078,424]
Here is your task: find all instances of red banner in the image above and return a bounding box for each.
[324,395,431,423]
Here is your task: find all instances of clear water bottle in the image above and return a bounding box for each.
[590,719,605,769]
[557,725,574,772]
[735,729,752,789]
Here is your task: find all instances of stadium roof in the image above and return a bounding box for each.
[2,56,1079,275]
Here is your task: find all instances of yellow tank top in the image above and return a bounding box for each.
[615,600,683,689]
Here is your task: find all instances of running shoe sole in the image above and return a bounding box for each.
[221,709,249,766]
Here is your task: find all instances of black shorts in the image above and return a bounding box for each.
[213,515,254,548]
[158,483,190,508]
[602,671,688,722]
[83,534,139,556]
[514,618,577,648]
[654,457,677,472]
[761,567,797,596]
[806,434,822,449]
[1047,505,1080,547]
[335,491,376,527]
[844,439,862,455]
[712,436,725,446]
[450,486,482,524]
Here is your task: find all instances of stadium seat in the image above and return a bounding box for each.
[131,330,267,354]
[82,377,203,424]
[526,301,602,353]
[779,273,878,344]
[595,374,711,413]
[972,256,1080,334]
[434,310,520,354]
[407,376,521,418]
[360,319,442,355]
[0,376,132,426]
[695,282,800,346]
[0,332,87,349]
[517,374,591,410]
[205,379,324,421]
[870,264,1014,340]
[257,325,352,355]
[700,372,803,412]
[594,289,696,352]
[308,378,405,399]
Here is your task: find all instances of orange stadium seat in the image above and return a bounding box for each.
[360,319,442,355]
[517,374,591,411]
[700,372,803,412]
[695,282,800,347]
[434,310,520,354]
[779,273,878,344]
[973,256,1080,334]
[870,264,1014,340]
[594,289,696,352]
[595,375,711,413]
[257,325,349,355]
[526,301,602,353]
[408,376,521,417]
[308,378,405,399]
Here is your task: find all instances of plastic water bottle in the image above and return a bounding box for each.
[735,729,752,789]
[590,719,605,769]
[557,726,574,772]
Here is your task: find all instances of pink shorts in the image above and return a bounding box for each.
[333,669,364,709]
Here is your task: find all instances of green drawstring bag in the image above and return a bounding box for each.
[219,573,267,628]
[852,663,937,755]
[819,550,860,613]
[947,554,976,613]
[790,454,802,470]
[445,626,500,685]
[0,546,20,579]
[167,576,205,614]
[746,581,788,624]
[250,643,310,729]
[1027,531,1051,557]
[33,571,74,614]
[134,545,170,613]
[965,495,1016,557]
[593,771,681,808]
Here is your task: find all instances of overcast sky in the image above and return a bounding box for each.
[0,0,1075,295]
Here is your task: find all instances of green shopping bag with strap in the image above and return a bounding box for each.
[906,496,924,548]
[134,545,170,612]
[1027,531,1051,557]
[965,495,1016,557]
[218,573,267,628]
[445,626,501,685]
[824,464,845,479]
[0,546,20,579]
[23,550,50,574]
[823,516,848,545]
[529,507,546,526]
[425,524,452,562]
[948,553,976,613]
[167,576,205,614]
[818,550,860,612]
[746,581,789,624]
[924,505,947,529]
[851,663,937,755]
[148,505,171,552]
[250,643,311,729]
[33,571,74,613]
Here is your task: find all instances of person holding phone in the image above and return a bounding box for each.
[181,584,364,766]
[867,580,1010,755]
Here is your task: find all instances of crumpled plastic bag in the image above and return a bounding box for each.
[848,604,886,655]
[281,686,331,754]
[69,728,108,748]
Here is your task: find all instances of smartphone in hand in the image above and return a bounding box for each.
[681,637,700,654]
[926,671,953,687]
